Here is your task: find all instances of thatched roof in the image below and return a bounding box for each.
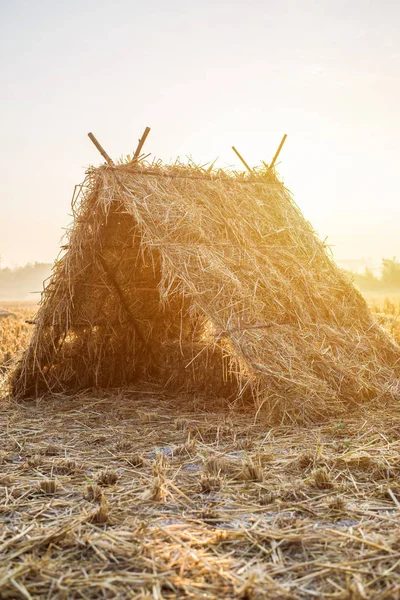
[11,158,400,422]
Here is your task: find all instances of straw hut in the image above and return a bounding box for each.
[11,132,400,422]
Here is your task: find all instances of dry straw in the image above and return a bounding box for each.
[2,391,400,598]
[10,158,400,421]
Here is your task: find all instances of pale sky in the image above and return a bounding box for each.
[1,0,400,268]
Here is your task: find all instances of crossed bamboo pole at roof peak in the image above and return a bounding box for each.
[232,133,287,173]
[87,127,287,174]
[87,126,152,168]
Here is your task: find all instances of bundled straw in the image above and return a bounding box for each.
[10,161,400,421]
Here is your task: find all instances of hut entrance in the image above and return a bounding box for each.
[43,203,233,396]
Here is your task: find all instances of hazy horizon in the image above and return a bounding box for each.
[0,256,389,275]
[1,0,400,267]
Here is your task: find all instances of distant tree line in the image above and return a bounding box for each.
[347,258,400,292]
[1,257,400,301]
[0,262,52,301]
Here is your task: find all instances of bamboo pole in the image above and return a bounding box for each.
[269,134,287,169]
[132,127,151,162]
[232,146,253,173]
[87,133,115,166]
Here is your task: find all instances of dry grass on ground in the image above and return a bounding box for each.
[0,302,37,369]
[1,392,400,598]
